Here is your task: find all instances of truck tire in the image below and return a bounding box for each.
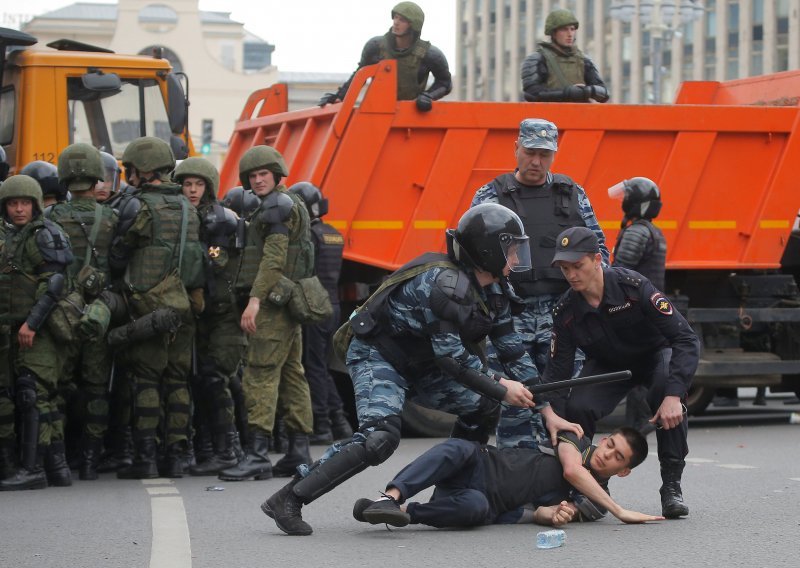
[685,385,715,415]
[401,401,456,437]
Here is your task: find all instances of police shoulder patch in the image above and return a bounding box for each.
[550,331,557,358]
[322,233,344,245]
[650,292,673,316]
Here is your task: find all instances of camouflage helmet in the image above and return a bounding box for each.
[173,157,220,198]
[57,143,104,191]
[392,2,425,34]
[122,136,176,175]
[238,145,288,190]
[0,174,44,214]
[20,160,65,198]
[545,9,579,35]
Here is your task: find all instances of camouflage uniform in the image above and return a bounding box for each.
[471,119,610,450]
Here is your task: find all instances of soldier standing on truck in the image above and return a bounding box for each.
[471,118,610,450]
[318,2,452,112]
[219,146,316,482]
[521,9,609,103]
[543,226,699,519]
[261,203,583,536]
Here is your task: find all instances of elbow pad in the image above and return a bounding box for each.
[26,273,65,331]
[436,356,508,401]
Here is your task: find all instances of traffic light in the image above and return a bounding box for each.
[201,119,213,154]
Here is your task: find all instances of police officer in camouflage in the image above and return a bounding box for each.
[288,182,353,444]
[94,151,123,207]
[47,143,118,481]
[0,175,74,491]
[319,2,451,112]
[521,9,608,103]
[471,118,610,450]
[109,136,206,479]
[263,203,582,536]
[219,146,316,482]
[173,157,245,475]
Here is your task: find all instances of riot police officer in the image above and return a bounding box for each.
[20,161,68,207]
[263,203,581,536]
[94,151,122,206]
[0,175,73,491]
[471,118,610,450]
[173,157,245,475]
[48,143,118,481]
[109,136,205,479]
[542,226,699,519]
[319,2,452,112]
[288,182,352,444]
[521,9,608,103]
[219,146,316,482]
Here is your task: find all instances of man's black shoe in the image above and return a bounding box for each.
[660,481,689,518]
[362,497,410,527]
[261,481,313,536]
[352,498,375,522]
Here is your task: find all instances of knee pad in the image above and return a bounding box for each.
[360,415,401,466]
[15,374,38,411]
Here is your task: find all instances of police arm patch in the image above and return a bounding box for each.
[650,292,674,316]
[550,331,557,358]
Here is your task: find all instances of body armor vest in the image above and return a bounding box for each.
[495,172,584,296]
[380,33,431,100]
[124,186,202,293]
[311,220,344,304]
[236,188,314,293]
[614,219,667,291]
[539,42,586,88]
[47,200,115,280]
[0,219,51,323]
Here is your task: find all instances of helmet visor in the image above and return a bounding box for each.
[500,233,532,273]
[607,180,626,201]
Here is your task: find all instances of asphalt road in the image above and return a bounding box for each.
[1,394,798,568]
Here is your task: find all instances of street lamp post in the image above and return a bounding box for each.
[610,0,705,103]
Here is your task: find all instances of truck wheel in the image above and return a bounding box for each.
[401,401,456,437]
[685,385,715,415]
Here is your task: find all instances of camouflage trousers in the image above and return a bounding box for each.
[63,335,113,441]
[123,313,194,446]
[242,304,312,436]
[194,307,246,436]
[489,294,584,450]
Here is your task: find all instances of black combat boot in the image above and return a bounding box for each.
[660,459,689,518]
[0,447,47,491]
[261,477,313,536]
[160,441,187,478]
[273,433,312,477]
[193,426,214,466]
[97,426,133,473]
[79,436,104,481]
[309,414,333,445]
[45,440,73,487]
[189,432,238,476]
[218,430,272,481]
[329,409,354,440]
[0,439,18,480]
[272,418,288,454]
[117,437,158,479]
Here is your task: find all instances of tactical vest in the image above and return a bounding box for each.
[0,219,50,323]
[235,188,314,293]
[380,32,431,100]
[539,42,586,89]
[47,200,115,281]
[614,219,667,291]
[495,172,584,296]
[124,187,203,293]
[311,220,344,304]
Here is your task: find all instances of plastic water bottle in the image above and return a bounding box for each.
[536,529,566,549]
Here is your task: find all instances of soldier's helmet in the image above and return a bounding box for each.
[20,160,67,201]
[446,203,532,278]
[99,151,121,194]
[173,156,220,200]
[0,174,44,214]
[288,181,328,219]
[0,146,9,181]
[238,145,288,190]
[392,2,425,34]
[122,136,176,175]
[222,186,260,218]
[57,143,104,191]
[545,9,579,35]
[609,177,662,220]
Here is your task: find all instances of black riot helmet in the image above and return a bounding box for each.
[222,186,260,217]
[20,160,68,201]
[99,151,121,194]
[609,177,662,221]
[0,146,9,181]
[288,181,328,219]
[446,203,532,278]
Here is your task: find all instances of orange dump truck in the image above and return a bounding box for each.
[220,60,800,418]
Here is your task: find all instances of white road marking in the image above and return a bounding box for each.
[142,481,192,568]
[685,457,717,464]
[715,464,756,470]
[789,478,800,482]
[147,486,180,495]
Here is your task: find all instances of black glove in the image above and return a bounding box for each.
[588,85,610,103]
[564,85,590,102]
[415,92,433,112]
[318,93,339,107]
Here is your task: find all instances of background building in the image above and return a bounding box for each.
[456,0,800,104]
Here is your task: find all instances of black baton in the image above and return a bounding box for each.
[528,370,632,395]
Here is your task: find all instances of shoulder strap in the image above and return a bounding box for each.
[177,197,189,273]
[82,203,104,268]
